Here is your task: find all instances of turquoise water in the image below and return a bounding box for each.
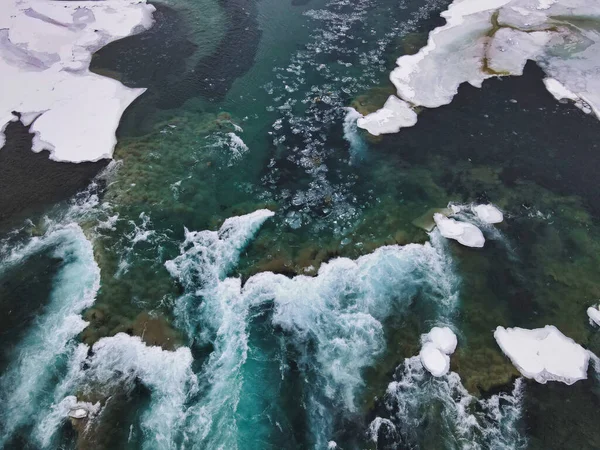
[2,0,600,448]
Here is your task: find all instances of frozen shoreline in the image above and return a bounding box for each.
[358,0,600,136]
[0,0,156,162]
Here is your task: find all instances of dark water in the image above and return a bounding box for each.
[1,0,600,448]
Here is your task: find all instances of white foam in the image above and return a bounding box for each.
[225,132,249,163]
[165,209,275,300]
[376,356,527,448]
[343,107,367,162]
[165,213,457,448]
[472,204,503,224]
[0,0,155,162]
[360,0,600,136]
[494,325,590,384]
[35,334,196,448]
[165,210,275,448]
[244,235,458,409]
[356,95,417,136]
[433,213,485,248]
[587,305,600,327]
[0,224,100,446]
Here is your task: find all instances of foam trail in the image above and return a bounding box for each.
[241,232,458,446]
[164,209,458,447]
[165,210,275,448]
[39,334,195,449]
[0,223,100,446]
[372,356,527,449]
[165,209,275,337]
[343,107,367,163]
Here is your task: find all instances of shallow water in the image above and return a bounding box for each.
[2,0,600,448]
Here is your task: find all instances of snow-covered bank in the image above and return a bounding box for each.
[358,0,600,135]
[0,0,155,162]
[494,325,591,385]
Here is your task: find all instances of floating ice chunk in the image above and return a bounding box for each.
[494,325,590,384]
[419,326,457,377]
[0,0,156,162]
[420,342,451,377]
[433,213,485,248]
[587,305,600,327]
[68,408,87,419]
[356,95,417,136]
[423,326,458,354]
[472,204,503,224]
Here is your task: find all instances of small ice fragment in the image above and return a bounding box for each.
[472,204,503,224]
[494,325,590,385]
[68,408,88,419]
[433,213,485,248]
[587,305,600,327]
[450,204,463,214]
[423,326,457,355]
[419,326,457,377]
[420,342,450,377]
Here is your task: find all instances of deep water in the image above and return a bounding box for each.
[1,0,600,448]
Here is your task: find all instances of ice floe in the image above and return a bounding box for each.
[587,304,600,327]
[359,0,600,135]
[0,0,155,162]
[433,212,485,248]
[472,203,503,224]
[494,325,590,384]
[419,326,457,377]
[356,95,417,136]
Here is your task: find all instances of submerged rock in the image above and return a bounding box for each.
[411,207,453,232]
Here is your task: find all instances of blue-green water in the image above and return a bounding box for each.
[1,0,600,448]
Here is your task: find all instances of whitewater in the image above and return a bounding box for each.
[1,0,600,448]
